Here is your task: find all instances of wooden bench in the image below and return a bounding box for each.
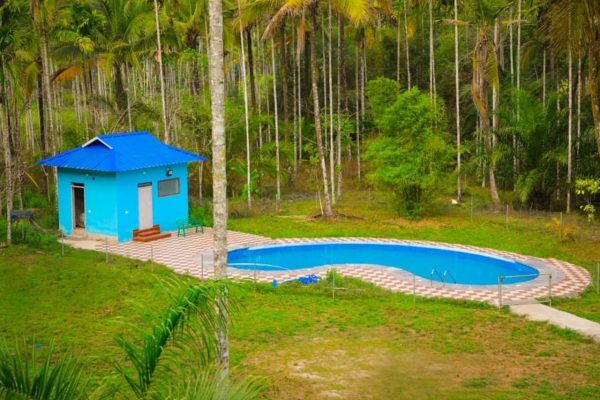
[176,217,204,237]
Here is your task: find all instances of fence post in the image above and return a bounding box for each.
[548,274,552,307]
[497,276,503,307]
[596,263,599,295]
[201,254,204,280]
[105,238,108,263]
[332,269,336,300]
[60,230,64,257]
[150,245,153,262]
[559,212,563,239]
[413,274,416,305]
[470,196,473,221]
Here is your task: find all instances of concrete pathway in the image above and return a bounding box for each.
[510,303,600,342]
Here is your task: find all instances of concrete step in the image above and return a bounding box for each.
[133,232,171,243]
[133,225,161,238]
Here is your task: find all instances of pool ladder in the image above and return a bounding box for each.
[430,268,457,288]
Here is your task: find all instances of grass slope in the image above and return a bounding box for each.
[1,244,599,399]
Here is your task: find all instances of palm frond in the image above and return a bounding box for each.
[0,342,88,400]
[159,370,265,400]
[115,281,230,399]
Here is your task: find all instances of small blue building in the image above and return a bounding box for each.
[38,131,205,242]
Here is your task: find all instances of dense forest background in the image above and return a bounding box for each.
[1,0,600,240]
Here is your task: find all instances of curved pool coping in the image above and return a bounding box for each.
[225,237,591,306]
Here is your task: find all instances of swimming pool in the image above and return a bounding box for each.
[227,242,540,285]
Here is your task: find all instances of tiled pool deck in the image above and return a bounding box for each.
[97,229,591,306]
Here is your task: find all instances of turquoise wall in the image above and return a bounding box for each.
[115,163,189,242]
[57,169,118,237]
[57,163,190,242]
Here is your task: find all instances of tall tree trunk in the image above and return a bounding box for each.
[328,0,335,203]
[281,28,289,144]
[576,48,582,162]
[310,8,333,217]
[492,20,500,143]
[454,0,461,200]
[428,0,436,110]
[588,45,600,155]
[566,18,573,213]
[245,28,257,111]
[1,65,13,246]
[208,0,229,374]
[515,0,522,183]
[38,16,57,206]
[396,14,401,83]
[297,32,303,167]
[154,0,169,143]
[237,4,252,208]
[271,38,281,206]
[37,74,50,201]
[472,29,500,205]
[337,13,345,198]
[292,28,298,176]
[403,0,411,89]
[355,38,361,181]
[542,48,546,110]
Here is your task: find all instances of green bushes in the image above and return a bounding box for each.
[363,87,453,218]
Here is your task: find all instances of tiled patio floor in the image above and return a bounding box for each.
[97,229,591,306]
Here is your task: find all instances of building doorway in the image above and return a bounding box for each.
[72,184,85,229]
[138,183,153,230]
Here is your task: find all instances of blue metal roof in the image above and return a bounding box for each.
[38,131,206,172]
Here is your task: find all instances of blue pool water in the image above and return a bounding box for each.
[227,242,539,285]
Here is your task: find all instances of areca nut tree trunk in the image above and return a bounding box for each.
[309,6,334,217]
[472,25,500,206]
[403,0,411,89]
[453,0,461,200]
[328,0,335,203]
[428,0,436,111]
[336,12,344,198]
[271,37,281,206]
[236,0,252,208]
[1,79,13,246]
[207,0,229,373]
[153,0,170,143]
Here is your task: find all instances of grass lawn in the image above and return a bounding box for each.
[1,187,600,398]
[1,242,600,399]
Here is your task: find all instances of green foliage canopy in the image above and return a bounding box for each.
[364,87,453,217]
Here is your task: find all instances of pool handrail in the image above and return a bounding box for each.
[497,272,552,307]
[431,268,445,287]
[443,269,457,284]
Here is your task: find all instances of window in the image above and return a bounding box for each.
[158,178,180,197]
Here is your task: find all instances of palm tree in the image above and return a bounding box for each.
[309,3,333,216]
[469,0,501,205]
[236,0,253,209]
[271,37,281,206]
[207,0,230,373]
[545,0,600,156]
[0,342,89,399]
[403,0,411,89]
[152,0,170,143]
[453,0,461,200]
[93,0,153,119]
[0,0,32,245]
[0,282,263,399]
